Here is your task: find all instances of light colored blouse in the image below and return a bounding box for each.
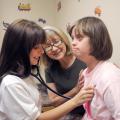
[82,61,120,120]
[0,75,42,120]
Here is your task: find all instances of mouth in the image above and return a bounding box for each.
[72,48,78,52]
[33,57,40,61]
[51,49,62,56]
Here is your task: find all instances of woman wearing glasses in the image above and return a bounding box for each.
[42,26,86,120]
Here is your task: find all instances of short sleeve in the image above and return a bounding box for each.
[1,83,40,120]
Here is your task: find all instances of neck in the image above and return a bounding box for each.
[87,58,100,73]
[59,55,76,69]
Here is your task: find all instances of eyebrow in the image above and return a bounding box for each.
[46,39,60,43]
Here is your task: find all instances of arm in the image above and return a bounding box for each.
[37,85,94,120]
[47,77,84,107]
[47,83,79,106]
[45,68,84,106]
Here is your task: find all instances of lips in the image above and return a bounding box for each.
[33,57,40,61]
[51,49,62,56]
[72,47,78,52]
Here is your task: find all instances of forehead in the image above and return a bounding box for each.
[46,30,61,42]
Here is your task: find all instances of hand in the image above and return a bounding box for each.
[74,70,84,93]
[77,73,84,90]
[71,85,95,107]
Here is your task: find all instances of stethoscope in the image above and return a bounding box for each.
[31,66,71,100]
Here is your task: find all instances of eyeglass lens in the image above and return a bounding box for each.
[44,40,62,52]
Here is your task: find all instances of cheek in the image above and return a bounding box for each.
[30,50,36,58]
[29,51,34,59]
[81,39,91,51]
[73,41,91,56]
[45,52,52,58]
[29,54,34,65]
[62,44,67,53]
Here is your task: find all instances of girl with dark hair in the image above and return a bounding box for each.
[72,16,120,120]
[0,19,94,120]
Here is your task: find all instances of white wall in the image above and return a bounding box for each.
[55,0,120,65]
[0,0,56,47]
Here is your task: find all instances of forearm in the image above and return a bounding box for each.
[38,85,94,120]
[50,87,78,106]
[37,99,77,120]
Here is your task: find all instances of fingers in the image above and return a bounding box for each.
[81,87,94,97]
[82,85,95,95]
[83,84,95,90]
[81,90,94,99]
[72,85,95,107]
[78,73,84,81]
[79,69,84,76]
[82,94,93,102]
[78,69,84,81]
[77,79,84,90]
[78,79,84,85]
[80,85,95,102]
[77,70,84,90]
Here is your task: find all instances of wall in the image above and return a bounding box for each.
[0,0,56,47]
[55,0,120,65]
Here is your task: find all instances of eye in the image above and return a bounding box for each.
[76,34,84,41]
[54,40,62,46]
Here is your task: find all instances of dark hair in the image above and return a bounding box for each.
[0,19,46,81]
[76,16,113,60]
[67,24,75,37]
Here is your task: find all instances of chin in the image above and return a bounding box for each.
[32,61,38,65]
[53,56,62,60]
[52,54,64,60]
[73,54,79,57]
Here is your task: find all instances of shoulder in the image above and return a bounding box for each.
[1,75,24,87]
[95,61,120,89]
[99,61,120,78]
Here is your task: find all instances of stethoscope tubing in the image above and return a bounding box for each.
[1,68,71,100]
[31,67,71,100]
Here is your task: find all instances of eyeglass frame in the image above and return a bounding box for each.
[43,39,63,52]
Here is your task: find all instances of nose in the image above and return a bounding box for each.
[72,38,77,47]
[51,46,58,51]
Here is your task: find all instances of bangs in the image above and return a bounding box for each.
[76,22,88,36]
[25,26,46,48]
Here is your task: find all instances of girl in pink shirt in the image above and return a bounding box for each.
[72,16,120,120]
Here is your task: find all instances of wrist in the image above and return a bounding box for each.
[70,98,79,108]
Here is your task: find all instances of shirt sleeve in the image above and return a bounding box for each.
[2,83,40,120]
[104,80,120,119]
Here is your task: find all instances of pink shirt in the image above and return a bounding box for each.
[82,61,120,120]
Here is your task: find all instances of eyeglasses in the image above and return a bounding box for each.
[43,40,63,52]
